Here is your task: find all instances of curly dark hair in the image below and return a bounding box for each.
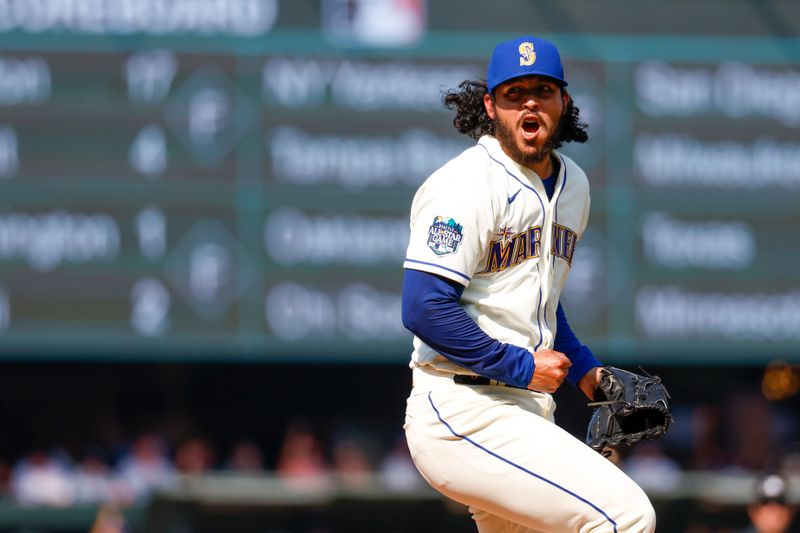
[442,80,589,147]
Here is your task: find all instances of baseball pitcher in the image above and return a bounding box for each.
[402,36,670,533]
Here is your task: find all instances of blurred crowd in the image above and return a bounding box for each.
[0,421,426,507]
[0,393,798,508]
[0,383,796,532]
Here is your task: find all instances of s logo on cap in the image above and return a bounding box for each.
[518,42,536,66]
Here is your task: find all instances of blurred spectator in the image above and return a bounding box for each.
[226,439,265,472]
[174,437,215,474]
[115,433,176,500]
[692,403,730,470]
[728,393,778,471]
[276,420,330,490]
[331,436,373,489]
[378,436,423,492]
[11,449,75,507]
[622,441,682,493]
[73,447,131,504]
[739,472,797,533]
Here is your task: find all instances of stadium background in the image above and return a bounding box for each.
[0,0,799,531]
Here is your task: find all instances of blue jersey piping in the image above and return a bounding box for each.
[545,154,569,342]
[552,154,568,270]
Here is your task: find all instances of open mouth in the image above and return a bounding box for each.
[521,116,540,135]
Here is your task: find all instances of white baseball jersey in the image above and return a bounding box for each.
[403,135,590,377]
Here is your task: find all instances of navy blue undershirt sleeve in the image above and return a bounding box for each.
[554,303,603,385]
[401,269,535,388]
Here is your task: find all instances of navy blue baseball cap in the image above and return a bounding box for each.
[487,36,567,93]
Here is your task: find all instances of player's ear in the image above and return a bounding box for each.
[483,92,496,120]
[561,89,570,116]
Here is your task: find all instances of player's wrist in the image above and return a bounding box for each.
[578,366,603,400]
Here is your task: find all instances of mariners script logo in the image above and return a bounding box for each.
[427,216,464,256]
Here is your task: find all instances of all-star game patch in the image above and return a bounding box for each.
[427,216,464,256]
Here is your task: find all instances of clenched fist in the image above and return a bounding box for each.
[528,349,571,392]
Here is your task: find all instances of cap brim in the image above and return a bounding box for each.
[490,73,568,93]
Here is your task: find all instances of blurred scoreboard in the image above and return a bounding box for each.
[0,8,798,363]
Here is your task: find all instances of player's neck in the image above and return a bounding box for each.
[524,153,557,180]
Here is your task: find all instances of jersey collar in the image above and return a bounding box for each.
[478,135,564,189]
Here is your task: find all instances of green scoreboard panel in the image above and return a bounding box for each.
[0,3,798,363]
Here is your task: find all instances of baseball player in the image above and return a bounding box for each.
[402,36,656,532]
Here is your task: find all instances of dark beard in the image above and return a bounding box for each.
[493,117,561,168]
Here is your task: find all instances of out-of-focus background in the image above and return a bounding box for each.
[0,0,799,532]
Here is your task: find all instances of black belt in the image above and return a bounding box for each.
[453,374,510,387]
